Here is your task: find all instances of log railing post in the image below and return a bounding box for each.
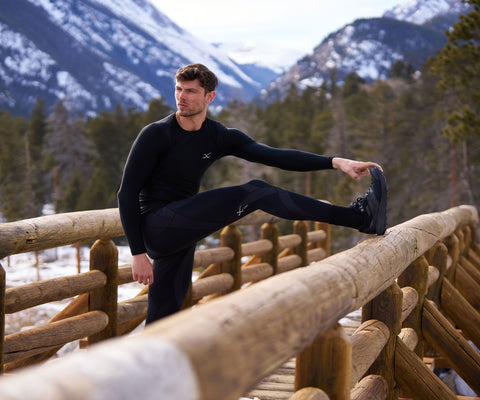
[398,255,429,357]
[295,323,352,399]
[445,233,460,283]
[463,225,472,255]
[294,220,308,267]
[455,228,465,257]
[220,225,242,292]
[362,282,403,400]
[314,221,331,258]
[0,262,5,374]
[261,222,279,275]
[88,238,118,345]
[426,242,448,304]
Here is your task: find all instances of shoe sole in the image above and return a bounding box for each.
[370,167,387,235]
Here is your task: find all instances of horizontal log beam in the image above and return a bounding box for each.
[118,265,133,285]
[398,328,418,351]
[468,247,480,268]
[441,278,480,350]
[191,273,234,301]
[422,299,480,394]
[395,336,456,400]
[289,387,329,400]
[306,230,326,243]
[117,296,147,325]
[455,264,480,309]
[0,206,476,400]
[277,254,302,273]
[0,209,281,259]
[401,286,418,323]
[193,247,234,268]
[5,271,106,313]
[278,234,302,251]
[0,209,123,258]
[241,239,273,257]
[4,293,90,371]
[351,375,388,400]
[242,263,274,284]
[351,320,389,386]
[307,248,326,264]
[460,255,480,285]
[4,311,108,364]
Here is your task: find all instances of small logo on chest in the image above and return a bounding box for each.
[202,152,212,159]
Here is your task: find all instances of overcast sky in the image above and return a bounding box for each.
[150,0,402,54]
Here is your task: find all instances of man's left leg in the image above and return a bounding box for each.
[146,245,195,324]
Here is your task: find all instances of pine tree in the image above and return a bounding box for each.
[429,0,480,206]
[26,98,48,216]
[430,0,480,141]
[142,97,173,126]
[389,60,416,82]
[45,100,93,212]
[0,111,29,221]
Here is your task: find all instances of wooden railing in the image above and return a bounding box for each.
[0,208,329,374]
[0,205,479,400]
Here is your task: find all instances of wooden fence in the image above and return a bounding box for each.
[0,208,329,373]
[0,205,479,400]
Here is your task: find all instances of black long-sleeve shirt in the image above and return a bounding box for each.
[117,113,333,255]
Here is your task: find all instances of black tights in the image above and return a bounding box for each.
[144,180,362,323]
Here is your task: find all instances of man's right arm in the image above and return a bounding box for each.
[118,124,165,256]
[132,253,154,285]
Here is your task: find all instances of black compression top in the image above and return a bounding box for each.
[117,113,334,255]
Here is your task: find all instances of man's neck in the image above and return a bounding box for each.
[175,112,206,131]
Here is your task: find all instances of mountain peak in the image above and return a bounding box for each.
[261,0,470,102]
[383,0,467,25]
[0,0,262,116]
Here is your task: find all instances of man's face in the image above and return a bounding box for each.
[175,79,215,118]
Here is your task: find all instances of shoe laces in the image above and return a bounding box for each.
[350,188,372,213]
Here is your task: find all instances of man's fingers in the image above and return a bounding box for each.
[145,276,153,285]
[138,274,153,285]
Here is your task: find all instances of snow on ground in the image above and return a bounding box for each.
[2,244,143,336]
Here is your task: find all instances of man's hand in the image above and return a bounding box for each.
[132,253,153,285]
[332,157,383,181]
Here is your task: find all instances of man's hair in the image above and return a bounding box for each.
[175,64,218,92]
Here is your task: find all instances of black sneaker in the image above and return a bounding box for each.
[350,166,388,235]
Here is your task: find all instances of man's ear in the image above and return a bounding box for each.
[206,91,216,104]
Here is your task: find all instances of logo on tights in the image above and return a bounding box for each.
[202,152,212,159]
[236,204,248,216]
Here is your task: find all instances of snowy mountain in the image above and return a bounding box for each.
[213,41,304,75]
[261,0,471,102]
[0,0,473,116]
[384,0,467,24]
[0,0,263,116]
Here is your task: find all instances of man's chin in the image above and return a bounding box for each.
[177,110,200,118]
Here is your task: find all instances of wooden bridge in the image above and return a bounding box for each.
[0,205,479,399]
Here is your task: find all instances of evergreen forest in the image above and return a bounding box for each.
[1,1,479,252]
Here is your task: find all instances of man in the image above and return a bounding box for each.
[118,63,387,324]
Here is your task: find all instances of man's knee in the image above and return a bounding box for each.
[247,179,271,188]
